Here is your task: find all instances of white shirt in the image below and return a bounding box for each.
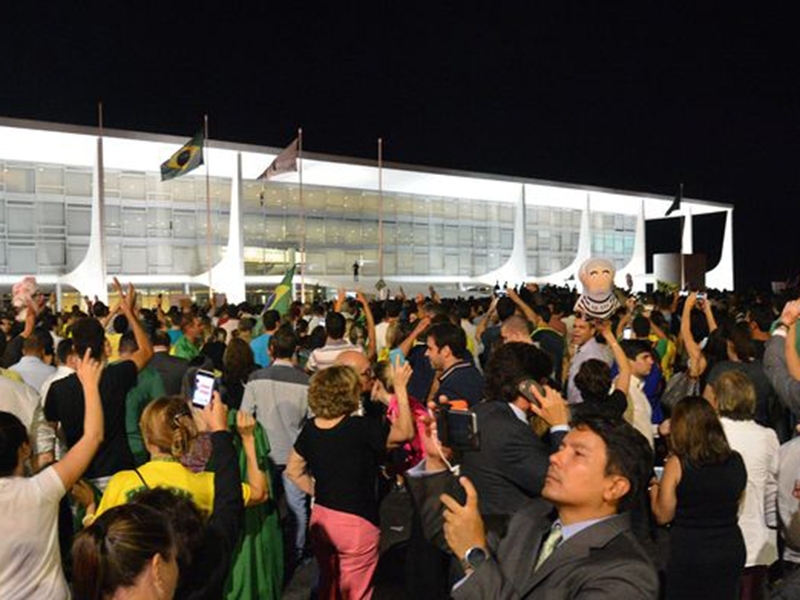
[776,437,800,564]
[375,321,391,356]
[721,417,779,567]
[626,375,653,449]
[567,337,613,404]
[10,356,56,395]
[0,468,69,600]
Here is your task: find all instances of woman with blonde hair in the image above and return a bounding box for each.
[708,370,779,600]
[287,362,415,600]
[86,393,267,521]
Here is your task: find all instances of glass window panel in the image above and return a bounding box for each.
[122,247,147,274]
[306,217,325,244]
[106,243,121,266]
[396,197,413,215]
[8,245,36,273]
[285,217,302,243]
[413,253,428,274]
[459,225,473,245]
[614,235,624,253]
[625,216,637,231]
[344,220,360,245]
[458,252,472,276]
[592,213,604,229]
[381,222,396,245]
[444,200,459,218]
[488,226,500,245]
[5,167,34,193]
[413,198,428,216]
[0,243,6,265]
[430,199,445,218]
[326,249,345,274]
[305,190,326,211]
[397,252,413,274]
[148,207,172,231]
[551,210,562,226]
[174,247,199,273]
[614,214,624,231]
[7,204,35,234]
[65,171,92,196]
[104,205,121,229]
[527,255,539,275]
[382,252,396,275]
[343,193,360,212]
[327,190,345,209]
[474,254,487,275]
[430,223,444,245]
[265,215,284,242]
[444,225,458,247]
[474,227,487,246]
[171,179,196,202]
[67,244,87,270]
[103,171,119,192]
[499,205,514,223]
[173,211,196,238]
[443,253,459,273]
[592,233,603,253]
[603,214,614,229]
[473,202,487,221]
[122,208,146,237]
[38,241,65,267]
[361,194,379,216]
[36,166,63,190]
[38,203,64,226]
[459,202,474,220]
[429,248,444,273]
[148,244,173,266]
[624,234,635,250]
[500,228,514,250]
[397,223,413,245]
[486,204,499,222]
[413,224,428,245]
[210,180,230,205]
[119,173,146,200]
[325,219,344,244]
[67,206,92,236]
[362,222,378,244]
[551,232,562,252]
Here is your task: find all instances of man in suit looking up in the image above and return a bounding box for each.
[408,413,658,599]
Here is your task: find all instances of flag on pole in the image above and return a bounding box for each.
[266,264,296,316]
[665,183,683,217]
[258,138,299,180]
[161,132,204,181]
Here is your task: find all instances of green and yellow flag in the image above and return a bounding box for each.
[266,264,296,316]
[160,131,204,181]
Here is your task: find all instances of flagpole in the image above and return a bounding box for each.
[298,127,305,303]
[97,101,107,297]
[378,137,384,282]
[205,114,213,299]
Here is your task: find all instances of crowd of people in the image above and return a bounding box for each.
[3,277,800,599]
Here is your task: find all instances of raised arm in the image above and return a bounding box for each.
[680,293,706,374]
[112,278,154,372]
[476,296,498,340]
[386,359,415,447]
[702,299,718,333]
[599,321,631,396]
[357,292,377,361]
[52,350,104,490]
[506,287,538,327]
[398,316,431,358]
[616,297,636,339]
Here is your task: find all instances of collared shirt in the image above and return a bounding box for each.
[558,515,613,542]
[438,360,484,407]
[509,402,569,434]
[306,339,362,372]
[567,337,613,405]
[10,356,56,393]
[626,375,654,448]
[171,335,200,361]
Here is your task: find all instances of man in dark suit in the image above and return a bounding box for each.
[148,330,189,396]
[460,342,567,523]
[407,414,658,599]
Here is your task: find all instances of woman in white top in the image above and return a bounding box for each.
[0,349,104,600]
[706,369,779,599]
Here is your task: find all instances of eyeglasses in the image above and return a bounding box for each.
[360,367,375,380]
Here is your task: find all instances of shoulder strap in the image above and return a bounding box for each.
[133,468,150,489]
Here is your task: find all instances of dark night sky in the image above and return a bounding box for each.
[2,4,799,289]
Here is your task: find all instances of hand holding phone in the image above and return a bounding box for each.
[192,369,216,408]
[435,402,480,451]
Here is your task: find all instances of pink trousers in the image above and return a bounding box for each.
[309,503,380,600]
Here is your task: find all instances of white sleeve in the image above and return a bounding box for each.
[33,466,67,504]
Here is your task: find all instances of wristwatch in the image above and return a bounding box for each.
[461,546,488,572]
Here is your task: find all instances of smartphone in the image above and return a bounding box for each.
[654,466,664,482]
[517,379,545,407]
[436,406,480,451]
[622,327,633,340]
[192,369,216,408]
[696,292,706,301]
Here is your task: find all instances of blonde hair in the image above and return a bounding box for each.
[713,370,756,421]
[308,366,361,419]
[140,396,198,458]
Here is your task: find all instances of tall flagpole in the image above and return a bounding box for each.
[205,114,213,298]
[97,101,107,296]
[298,127,305,303]
[378,138,384,283]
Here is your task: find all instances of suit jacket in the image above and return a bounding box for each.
[460,402,565,520]
[405,471,658,600]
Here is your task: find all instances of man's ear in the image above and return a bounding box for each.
[603,475,631,505]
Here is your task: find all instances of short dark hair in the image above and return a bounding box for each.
[428,322,468,360]
[574,359,613,403]
[269,325,298,359]
[496,296,516,321]
[620,339,653,361]
[71,317,106,360]
[385,300,402,319]
[326,312,346,340]
[631,316,650,338]
[729,322,756,361]
[262,310,281,331]
[748,305,774,333]
[56,338,76,366]
[485,341,553,403]
[151,330,171,348]
[533,304,551,323]
[118,330,138,355]
[112,314,129,335]
[0,411,28,476]
[570,415,654,513]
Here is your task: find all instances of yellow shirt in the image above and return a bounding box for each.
[94,458,251,519]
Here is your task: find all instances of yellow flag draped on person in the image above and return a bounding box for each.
[161,131,204,181]
[266,265,296,317]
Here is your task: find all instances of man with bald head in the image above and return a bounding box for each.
[500,315,534,345]
[335,350,380,418]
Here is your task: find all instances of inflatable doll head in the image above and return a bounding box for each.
[573,258,620,320]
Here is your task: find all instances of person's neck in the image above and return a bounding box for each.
[557,505,617,526]
[153,346,169,353]
[441,356,461,371]
[315,415,346,429]
[752,330,770,342]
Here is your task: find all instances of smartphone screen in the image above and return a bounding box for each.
[623,327,633,340]
[192,369,215,408]
[436,408,480,450]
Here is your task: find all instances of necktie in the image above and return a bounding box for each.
[534,524,563,572]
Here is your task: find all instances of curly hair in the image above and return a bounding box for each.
[308,365,360,419]
[140,396,198,458]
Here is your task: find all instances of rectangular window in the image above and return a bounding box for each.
[7,204,35,234]
[122,208,146,237]
[5,166,35,193]
[65,171,92,197]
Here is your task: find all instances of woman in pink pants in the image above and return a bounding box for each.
[287,362,415,599]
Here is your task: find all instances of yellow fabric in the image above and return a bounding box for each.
[106,333,121,363]
[94,459,251,520]
[0,368,23,383]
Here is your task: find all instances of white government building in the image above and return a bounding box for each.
[0,116,733,305]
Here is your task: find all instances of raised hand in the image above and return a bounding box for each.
[76,348,103,389]
[440,476,487,561]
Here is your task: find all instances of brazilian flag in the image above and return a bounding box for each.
[160,131,204,181]
[266,264,296,317]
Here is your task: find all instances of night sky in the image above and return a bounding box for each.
[2,5,798,289]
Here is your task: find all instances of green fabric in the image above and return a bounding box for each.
[172,334,200,361]
[160,131,204,181]
[266,265,296,317]
[770,318,800,355]
[124,366,166,466]
[220,410,284,600]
